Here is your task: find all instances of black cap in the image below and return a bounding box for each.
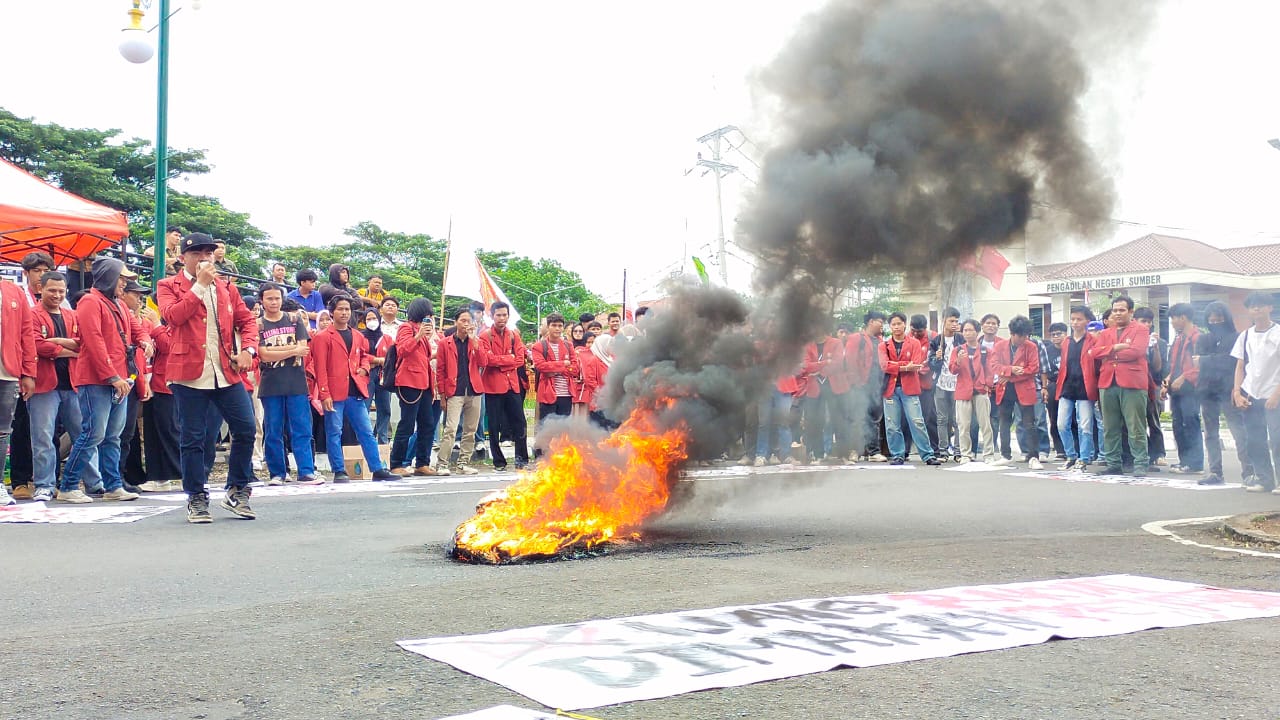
[123,279,148,295]
[181,232,217,254]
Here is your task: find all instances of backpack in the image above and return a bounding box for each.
[380,343,398,390]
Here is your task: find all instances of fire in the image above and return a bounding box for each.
[451,404,689,564]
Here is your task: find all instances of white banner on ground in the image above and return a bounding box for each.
[680,463,914,479]
[399,575,1280,710]
[0,502,178,524]
[1005,469,1242,490]
[144,474,507,503]
[943,461,1005,472]
[437,706,559,720]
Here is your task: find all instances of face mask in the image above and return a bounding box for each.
[366,319,379,331]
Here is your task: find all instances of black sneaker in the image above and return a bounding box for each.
[187,492,212,524]
[220,486,256,519]
[86,485,105,498]
[1197,475,1225,486]
[1094,465,1122,475]
[890,457,905,466]
[332,472,351,484]
[123,481,143,494]
[1145,463,1161,474]
[492,464,507,473]
[925,457,944,466]
[371,469,397,481]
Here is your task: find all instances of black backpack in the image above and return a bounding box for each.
[380,343,398,390]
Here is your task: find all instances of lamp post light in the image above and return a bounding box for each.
[119,0,173,284]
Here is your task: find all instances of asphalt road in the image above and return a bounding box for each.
[3,462,1278,720]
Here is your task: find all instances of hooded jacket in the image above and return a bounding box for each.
[319,264,361,308]
[73,258,150,387]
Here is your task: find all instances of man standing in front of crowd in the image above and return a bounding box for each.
[800,327,850,464]
[1055,306,1097,471]
[287,269,324,329]
[256,283,319,485]
[1092,296,1151,476]
[1233,292,1280,493]
[992,316,1043,469]
[531,313,579,459]
[58,258,144,504]
[879,312,942,466]
[28,272,79,503]
[1163,303,1203,476]
[846,310,888,462]
[929,307,962,460]
[478,301,529,471]
[436,308,483,475]
[158,233,260,522]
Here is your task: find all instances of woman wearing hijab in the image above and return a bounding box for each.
[1196,301,1252,485]
[581,332,617,429]
[569,323,587,349]
[389,298,438,475]
[362,307,396,443]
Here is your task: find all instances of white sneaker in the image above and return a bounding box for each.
[101,488,140,501]
[753,457,766,467]
[435,464,452,476]
[0,485,13,506]
[32,487,55,502]
[768,455,782,466]
[252,458,264,472]
[266,476,286,486]
[990,457,1012,467]
[957,456,971,464]
[57,489,93,504]
[868,453,888,463]
[1028,457,1043,470]
[137,481,171,492]
[455,465,479,476]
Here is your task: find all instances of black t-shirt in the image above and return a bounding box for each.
[49,313,73,391]
[1061,335,1088,401]
[454,335,476,396]
[258,313,310,397]
[338,327,360,397]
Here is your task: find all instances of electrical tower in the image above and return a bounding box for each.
[696,126,740,285]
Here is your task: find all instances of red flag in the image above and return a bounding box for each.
[959,246,1011,290]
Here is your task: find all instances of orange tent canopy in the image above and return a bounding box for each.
[0,156,128,266]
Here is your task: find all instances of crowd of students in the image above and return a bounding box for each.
[0,234,628,523]
[747,295,1280,494]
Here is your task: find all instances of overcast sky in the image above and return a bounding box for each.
[6,1,1280,302]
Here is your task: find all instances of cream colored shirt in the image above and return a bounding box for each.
[170,271,230,390]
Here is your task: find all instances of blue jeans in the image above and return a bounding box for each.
[262,393,315,478]
[1057,398,1096,462]
[1242,397,1280,489]
[61,384,128,493]
[28,389,82,492]
[172,383,257,494]
[883,388,934,461]
[1169,391,1204,471]
[368,367,393,444]
[756,389,794,460]
[326,397,385,474]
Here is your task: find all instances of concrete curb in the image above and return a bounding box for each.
[1221,512,1280,548]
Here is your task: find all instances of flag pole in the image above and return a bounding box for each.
[439,215,452,322]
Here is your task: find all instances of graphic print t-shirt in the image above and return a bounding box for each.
[258,313,310,397]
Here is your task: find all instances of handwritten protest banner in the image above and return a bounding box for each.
[0,502,178,524]
[400,575,1280,710]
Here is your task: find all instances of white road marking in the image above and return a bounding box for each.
[1141,516,1280,559]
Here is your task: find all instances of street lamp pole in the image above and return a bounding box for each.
[153,0,171,283]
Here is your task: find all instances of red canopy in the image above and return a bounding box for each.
[0,156,129,266]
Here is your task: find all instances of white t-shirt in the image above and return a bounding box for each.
[937,334,959,392]
[1231,323,1280,401]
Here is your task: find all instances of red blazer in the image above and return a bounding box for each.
[843,332,880,387]
[311,326,372,402]
[573,346,594,405]
[579,350,609,410]
[32,305,77,394]
[879,335,925,397]
[531,337,580,404]
[1167,328,1200,390]
[72,289,148,388]
[1090,322,1150,391]
[801,337,850,397]
[437,333,485,399]
[0,281,36,382]
[992,338,1040,405]
[148,322,173,396]
[1054,334,1099,402]
[911,330,937,389]
[393,322,435,391]
[948,344,991,401]
[477,326,525,395]
[157,273,258,385]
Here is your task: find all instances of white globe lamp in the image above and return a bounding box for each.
[119,28,155,64]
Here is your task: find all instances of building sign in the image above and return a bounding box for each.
[1044,274,1162,294]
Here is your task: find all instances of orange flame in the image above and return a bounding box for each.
[452,404,689,564]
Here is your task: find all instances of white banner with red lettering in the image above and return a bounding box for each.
[400,575,1280,710]
[0,501,178,524]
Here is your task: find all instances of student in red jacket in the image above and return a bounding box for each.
[478,301,529,471]
[949,319,995,463]
[1090,296,1151,475]
[1164,303,1203,475]
[157,233,258,521]
[580,332,615,430]
[991,315,1042,469]
[389,298,438,476]
[313,295,396,482]
[879,312,941,465]
[531,313,579,459]
[1055,305,1099,471]
[436,307,484,475]
[845,311,888,462]
[26,271,78,503]
[801,330,851,464]
[59,258,144,504]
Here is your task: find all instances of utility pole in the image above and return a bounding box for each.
[696,126,739,285]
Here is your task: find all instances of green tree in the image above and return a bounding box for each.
[475,250,607,334]
[831,267,905,329]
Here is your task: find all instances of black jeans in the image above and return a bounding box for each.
[143,392,182,482]
[390,388,437,468]
[486,391,528,468]
[119,391,145,485]
[997,391,1038,460]
[1200,393,1251,480]
[535,396,573,458]
[172,383,256,495]
[9,397,31,485]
